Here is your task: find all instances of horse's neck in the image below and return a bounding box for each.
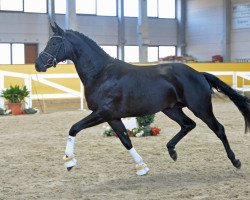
[74,57,107,85]
[69,38,110,85]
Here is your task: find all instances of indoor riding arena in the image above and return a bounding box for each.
[0,1,250,200]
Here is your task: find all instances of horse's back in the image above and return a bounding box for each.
[119,61,212,107]
[124,62,212,110]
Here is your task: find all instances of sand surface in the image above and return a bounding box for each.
[0,97,249,200]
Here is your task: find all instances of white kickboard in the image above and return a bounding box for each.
[122,117,138,130]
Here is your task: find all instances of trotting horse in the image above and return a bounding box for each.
[35,22,250,176]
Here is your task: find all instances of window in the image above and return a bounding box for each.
[147,0,176,18]
[158,0,175,18]
[24,0,47,13]
[124,46,175,62]
[124,46,139,62]
[0,0,23,11]
[148,46,176,61]
[12,44,25,64]
[0,0,47,13]
[97,0,116,16]
[100,45,117,58]
[76,0,116,16]
[0,44,11,64]
[148,46,158,62]
[76,0,96,14]
[0,0,118,15]
[0,43,37,64]
[159,46,176,59]
[124,0,138,17]
[147,0,158,17]
[55,0,66,14]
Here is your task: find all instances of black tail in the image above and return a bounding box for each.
[203,72,250,133]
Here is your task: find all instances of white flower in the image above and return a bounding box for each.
[33,108,39,114]
[106,127,111,131]
[136,130,144,137]
[103,125,111,131]
[5,109,11,114]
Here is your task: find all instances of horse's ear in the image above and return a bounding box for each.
[54,22,64,35]
[50,21,64,35]
[50,21,57,33]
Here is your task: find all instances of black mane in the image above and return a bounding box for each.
[66,29,111,59]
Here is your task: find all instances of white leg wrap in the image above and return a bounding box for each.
[64,136,77,170]
[129,147,149,176]
[65,136,75,156]
[129,147,143,164]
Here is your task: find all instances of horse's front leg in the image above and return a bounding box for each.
[108,119,149,176]
[64,112,105,171]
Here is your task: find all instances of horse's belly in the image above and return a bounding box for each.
[122,84,178,116]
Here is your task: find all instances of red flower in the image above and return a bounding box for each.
[150,127,161,136]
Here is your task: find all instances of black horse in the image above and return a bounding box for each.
[35,23,250,175]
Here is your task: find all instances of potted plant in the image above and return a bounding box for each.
[0,85,29,115]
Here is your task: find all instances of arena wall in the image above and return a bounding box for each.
[186,0,250,62]
[0,12,177,55]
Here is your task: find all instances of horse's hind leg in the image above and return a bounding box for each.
[162,106,196,161]
[108,119,149,175]
[191,102,241,169]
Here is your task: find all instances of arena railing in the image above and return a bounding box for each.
[0,70,84,110]
[0,70,249,110]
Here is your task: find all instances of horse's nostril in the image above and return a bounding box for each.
[35,60,47,72]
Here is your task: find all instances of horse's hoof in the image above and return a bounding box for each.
[67,166,74,171]
[168,148,177,161]
[136,163,149,176]
[233,159,241,169]
[64,156,77,170]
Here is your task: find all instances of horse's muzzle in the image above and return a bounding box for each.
[35,60,47,72]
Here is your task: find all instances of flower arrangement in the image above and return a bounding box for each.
[159,55,197,63]
[136,114,155,127]
[102,114,161,137]
[132,127,161,137]
[0,108,11,115]
[0,107,38,116]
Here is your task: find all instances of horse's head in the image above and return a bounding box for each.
[35,22,69,72]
